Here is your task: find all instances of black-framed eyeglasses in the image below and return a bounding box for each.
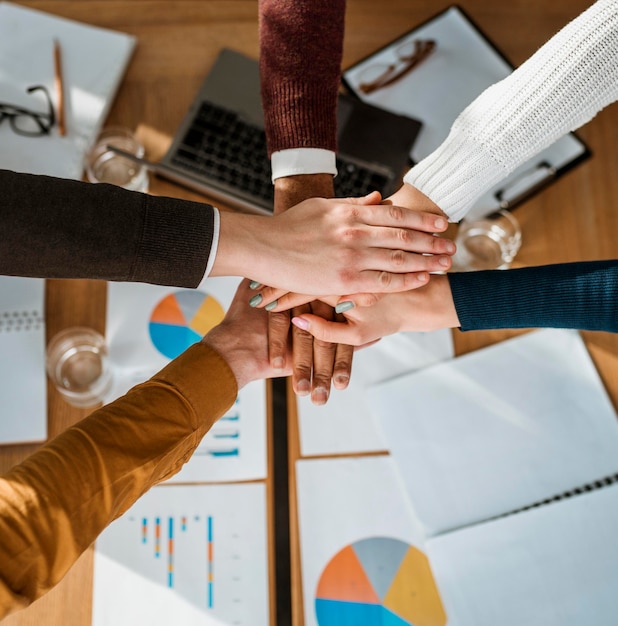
[0,85,56,136]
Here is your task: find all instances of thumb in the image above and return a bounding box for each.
[339,190,382,205]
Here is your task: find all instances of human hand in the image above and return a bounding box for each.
[213,190,455,297]
[201,279,292,389]
[268,299,354,404]
[289,274,460,346]
[385,182,448,218]
[266,174,353,405]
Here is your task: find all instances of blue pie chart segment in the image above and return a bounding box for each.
[316,599,411,625]
[149,322,201,360]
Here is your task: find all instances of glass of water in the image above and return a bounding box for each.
[46,327,113,408]
[85,127,149,192]
[451,209,522,271]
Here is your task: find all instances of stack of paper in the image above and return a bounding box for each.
[0,2,136,179]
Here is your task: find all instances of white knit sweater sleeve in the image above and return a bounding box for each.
[403,0,618,222]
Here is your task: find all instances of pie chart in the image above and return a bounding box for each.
[149,290,225,359]
[315,537,446,626]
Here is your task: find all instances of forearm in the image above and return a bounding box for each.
[0,343,237,617]
[449,261,618,332]
[404,0,618,221]
[0,169,215,286]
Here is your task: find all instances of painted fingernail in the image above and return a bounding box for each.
[439,256,451,267]
[335,301,355,314]
[312,387,329,405]
[249,280,261,289]
[249,294,263,307]
[272,357,285,370]
[434,217,447,229]
[291,317,309,331]
[265,300,278,312]
[296,379,311,396]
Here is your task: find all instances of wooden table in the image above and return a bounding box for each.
[1,1,616,625]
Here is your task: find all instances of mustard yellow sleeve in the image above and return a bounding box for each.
[0,343,238,618]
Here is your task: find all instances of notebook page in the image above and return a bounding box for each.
[369,329,618,536]
[426,483,618,626]
[0,275,46,444]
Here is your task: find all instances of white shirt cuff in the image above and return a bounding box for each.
[271,148,337,182]
[202,206,220,279]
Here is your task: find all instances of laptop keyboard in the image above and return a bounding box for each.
[170,101,392,204]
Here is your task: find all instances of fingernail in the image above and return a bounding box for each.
[296,379,311,396]
[272,357,285,370]
[265,299,278,312]
[249,294,263,307]
[334,374,350,389]
[249,280,261,290]
[312,386,329,405]
[291,317,309,331]
[335,301,355,314]
[416,272,429,282]
[434,217,447,230]
[446,242,456,254]
[439,256,451,267]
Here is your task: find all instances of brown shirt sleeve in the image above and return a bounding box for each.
[0,343,238,617]
[1,169,216,287]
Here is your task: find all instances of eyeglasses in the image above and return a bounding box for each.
[358,39,436,95]
[0,85,56,136]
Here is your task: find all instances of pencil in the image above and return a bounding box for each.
[53,39,66,136]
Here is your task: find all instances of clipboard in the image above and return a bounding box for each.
[342,5,591,219]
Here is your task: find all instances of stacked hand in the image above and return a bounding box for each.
[234,178,455,405]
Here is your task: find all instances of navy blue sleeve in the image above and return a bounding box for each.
[449,261,618,333]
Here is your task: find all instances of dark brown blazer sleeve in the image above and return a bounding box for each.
[1,169,216,287]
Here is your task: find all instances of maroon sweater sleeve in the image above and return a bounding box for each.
[259,0,346,156]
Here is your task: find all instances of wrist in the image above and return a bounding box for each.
[386,183,447,219]
[201,322,261,389]
[399,274,460,332]
[273,173,334,214]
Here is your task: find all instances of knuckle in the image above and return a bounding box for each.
[339,226,363,243]
[377,271,394,288]
[338,265,358,287]
[388,204,405,221]
[390,248,407,267]
[269,311,290,331]
[396,228,411,244]
[358,292,381,307]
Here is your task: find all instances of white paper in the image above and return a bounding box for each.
[93,482,269,626]
[0,276,46,444]
[297,329,453,456]
[370,329,618,536]
[0,2,136,179]
[343,6,587,219]
[105,276,267,483]
[296,456,448,626]
[426,483,618,626]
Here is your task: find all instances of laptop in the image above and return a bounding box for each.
[157,48,422,215]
